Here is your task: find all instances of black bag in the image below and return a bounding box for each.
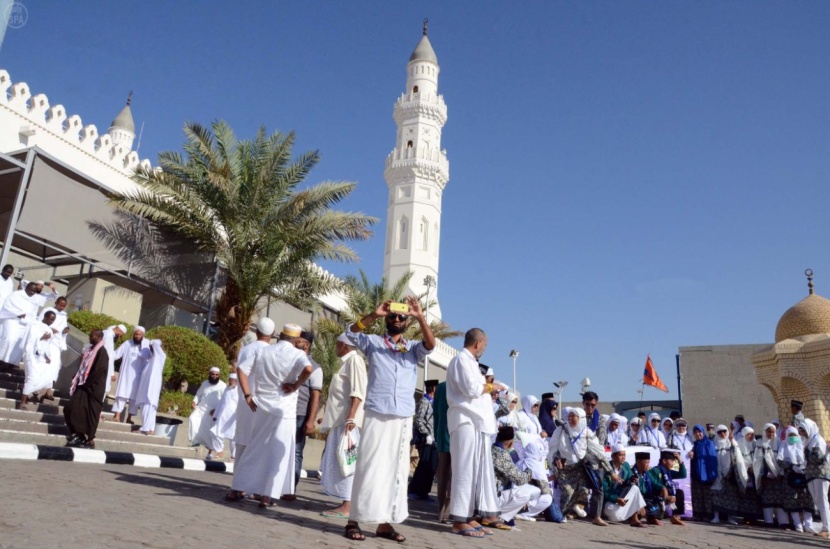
[584,462,603,492]
[787,471,808,489]
[674,488,685,513]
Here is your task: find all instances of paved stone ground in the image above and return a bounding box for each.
[0,459,826,549]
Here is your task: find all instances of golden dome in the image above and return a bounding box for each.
[775,272,830,342]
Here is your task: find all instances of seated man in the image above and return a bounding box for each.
[492,426,551,523]
[653,450,687,526]
[634,451,668,525]
[602,444,646,527]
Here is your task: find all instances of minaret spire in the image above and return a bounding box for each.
[423,18,428,36]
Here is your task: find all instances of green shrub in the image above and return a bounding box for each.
[145,325,228,391]
[158,390,195,418]
[67,310,132,345]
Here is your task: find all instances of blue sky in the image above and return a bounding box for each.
[2,2,830,403]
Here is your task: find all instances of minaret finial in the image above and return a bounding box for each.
[423,18,428,36]
[126,91,133,107]
[806,268,814,295]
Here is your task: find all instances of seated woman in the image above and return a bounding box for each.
[492,426,550,524]
[549,407,618,526]
[602,444,646,527]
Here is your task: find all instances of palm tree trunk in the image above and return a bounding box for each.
[214,277,251,362]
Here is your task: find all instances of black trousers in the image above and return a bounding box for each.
[408,443,438,497]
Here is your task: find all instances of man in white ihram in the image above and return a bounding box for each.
[133,339,166,435]
[189,367,227,456]
[209,372,238,460]
[101,324,127,400]
[111,326,152,423]
[0,282,38,366]
[230,323,312,507]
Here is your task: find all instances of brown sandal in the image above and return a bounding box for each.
[345,524,365,541]
[376,529,405,543]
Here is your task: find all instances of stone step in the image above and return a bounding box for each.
[0,429,204,459]
[0,369,25,384]
[0,386,72,408]
[0,406,134,432]
[0,416,171,445]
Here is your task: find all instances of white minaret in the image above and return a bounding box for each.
[383,20,448,320]
[108,91,136,150]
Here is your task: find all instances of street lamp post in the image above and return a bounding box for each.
[423,275,436,389]
[553,380,568,419]
[509,350,519,392]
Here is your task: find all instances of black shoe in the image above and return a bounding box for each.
[66,435,85,447]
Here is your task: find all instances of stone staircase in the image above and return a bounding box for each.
[0,363,202,459]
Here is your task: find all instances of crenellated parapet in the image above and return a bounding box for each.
[0,69,153,191]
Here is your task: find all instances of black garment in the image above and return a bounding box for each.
[64,347,109,440]
[408,442,438,498]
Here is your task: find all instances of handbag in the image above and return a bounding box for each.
[787,471,808,489]
[583,462,603,492]
[337,431,359,477]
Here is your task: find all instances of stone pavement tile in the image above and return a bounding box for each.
[0,459,824,549]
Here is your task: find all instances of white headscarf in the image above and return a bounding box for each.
[778,426,806,469]
[753,423,780,486]
[639,413,667,449]
[661,417,674,439]
[499,392,522,428]
[714,425,732,480]
[555,407,589,464]
[736,427,755,462]
[799,417,827,459]
[668,420,693,456]
[606,413,629,446]
[519,394,543,435]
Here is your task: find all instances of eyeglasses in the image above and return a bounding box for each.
[387,313,409,322]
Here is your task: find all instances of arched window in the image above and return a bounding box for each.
[398,216,409,250]
[406,140,413,148]
[419,217,429,251]
[413,85,419,94]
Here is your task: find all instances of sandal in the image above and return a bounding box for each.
[481,521,512,531]
[344,524,365,541]
[224,490,244,502]
[258,496,271,509]
[376,529,405,543]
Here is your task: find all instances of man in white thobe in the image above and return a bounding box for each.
[231,324,312,505]
[39,304,68,401]
[602,444,647,526]
[225,317,275,500]
[0,282,39,366]
[319,333,368,517]
[17,309,57,410]
[447,328,506,537]
[111,326,152,423]
[21,279,59,308]
[101,324,127,398]
[133,339,166,435]
[189,367,227,453]
[0,264,16,308]
[210,373,238,460]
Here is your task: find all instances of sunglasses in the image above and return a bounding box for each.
[386,313,409,321]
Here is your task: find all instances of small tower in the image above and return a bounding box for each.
[108,92,136,150]
[383,20,448,319]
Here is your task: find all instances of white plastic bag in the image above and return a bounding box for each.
[337,430,359,477]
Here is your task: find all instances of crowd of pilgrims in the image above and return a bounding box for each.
[5,274,830,542]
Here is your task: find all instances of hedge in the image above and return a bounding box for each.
[145,325,229,391]
[158,390,195,418]
[67,310,133,345]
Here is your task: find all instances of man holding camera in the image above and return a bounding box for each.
[343,296,435,543]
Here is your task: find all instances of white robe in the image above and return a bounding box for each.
[233,340,270,450]
[211,384,238,440]
[112,339,152,402]
[20,280,58,308]
[603,484,647,522]
[0,275,15,309]
[21,321,54,395]
[45,311,68,383]
[102,328,118,396]
[134,340,166,432]
[0,290,37,365]
[188,379,226,447]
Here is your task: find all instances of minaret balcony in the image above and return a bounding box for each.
[393,93,447,125]
[384,147,449,188]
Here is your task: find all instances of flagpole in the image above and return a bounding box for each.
[638,381,645,413]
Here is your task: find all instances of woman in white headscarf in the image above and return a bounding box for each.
[606,413,628,447]
[637,413,666,449]
[518,395,545,437]
[753,424,788,527]
[627,418,643,446]
[548,407,617,526]
[710,424,760,525]
[498,393,522,429]
[778,425,815,533]
[736,427,756,477]
[667,419,694,518]
[661,418,674,441]
[799,418,830,536]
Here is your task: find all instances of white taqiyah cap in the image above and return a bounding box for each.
[485,367,494,377]
[209,367,220,374]
[256,317,275,336]
[337,333,355,346]
[611,443,626,454]
[116,324,127,332]
[134,326,145,333]
[228,373,238,380]
[36,280,44,285]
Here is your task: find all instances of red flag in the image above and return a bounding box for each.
[643,355,668,392]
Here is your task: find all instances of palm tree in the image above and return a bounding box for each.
[110,121,377,359]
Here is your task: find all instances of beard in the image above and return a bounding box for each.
[133,336,143,345]
[208,377,220,385]
[386,322,406,335]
